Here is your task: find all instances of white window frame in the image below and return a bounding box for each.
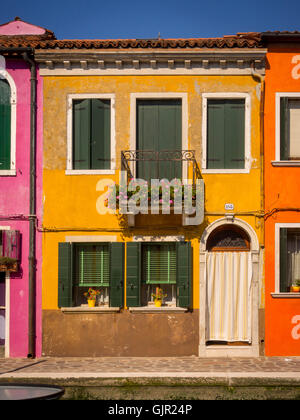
[0,71,17,176]
[66,93,116,175]
[272,92,300,166]
[273,223,300,298]
[201,92,251,174]
[130,92,188,180]
[61,235,120,313]
[129,235,189,312]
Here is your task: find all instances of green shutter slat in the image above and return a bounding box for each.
[126,242,141,307]
[0,80,11,170]
[75,244,110,287]
[176,242,192,308]
[224,100,245,169]
[73,99,91,169]
[91,99,111,170]
[207,100,225,169]
[58,243,73,308]
[110,243,124,307]
[280,228,288,293]
[280,97,289,160]
[142,243,177,284]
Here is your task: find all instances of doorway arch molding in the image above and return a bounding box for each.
[199,217,260,357]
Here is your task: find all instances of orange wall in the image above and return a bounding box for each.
[264,45,300,356]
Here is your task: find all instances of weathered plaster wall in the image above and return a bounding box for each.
[0,60,43,357]
[264,46,300,356]
[42,73,263,356]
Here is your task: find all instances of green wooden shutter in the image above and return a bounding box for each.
[73,99,91,169]
[58,243,73,308]
[136,100,182,180]
[0,79,11,170]
[126,242,141,307]
[280,228,288,293]
[158,100,182,179]
[110,243,124,307]
[280,97,289,160]
[225,100,245,169]
[207,100,225,169]
[91,99,111,170]
[207,99,245,169]
[142,243,177,284]
[176,241,192,308]
[75,244,110,287]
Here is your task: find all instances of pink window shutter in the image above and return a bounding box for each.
[2,231,21,260]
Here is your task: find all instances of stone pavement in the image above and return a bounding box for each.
[1,356,300,379]
[1,357,300,399]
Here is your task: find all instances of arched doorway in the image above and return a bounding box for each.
[199,218,260,357]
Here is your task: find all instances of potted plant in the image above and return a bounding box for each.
[290,280,300,293]
[0,257,18,272]
[151,287,167,307]
[83,288,100,307]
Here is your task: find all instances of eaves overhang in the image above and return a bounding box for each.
[35,49,267,76]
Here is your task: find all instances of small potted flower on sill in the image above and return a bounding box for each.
[84,288,100,307]
[151,287,167,307]
[0,257,18,272]
[290,280,300,293]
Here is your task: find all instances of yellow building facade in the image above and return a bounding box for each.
[38,34,266,357]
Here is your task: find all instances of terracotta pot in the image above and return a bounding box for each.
[290,286,300,293]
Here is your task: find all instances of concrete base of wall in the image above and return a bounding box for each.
[1,377,300,400]
[42,309,199,357]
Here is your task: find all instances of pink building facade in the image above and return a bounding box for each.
[0,18,50,357]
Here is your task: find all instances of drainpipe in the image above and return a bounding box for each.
[251,62,265,247]
[22,52,37,359]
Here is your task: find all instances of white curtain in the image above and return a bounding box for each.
[290,251,300,284]
[206,252,252,342]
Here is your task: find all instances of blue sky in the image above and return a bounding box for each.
[1,0,300,40]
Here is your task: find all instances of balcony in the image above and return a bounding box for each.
[120,150,203,226]
[121,150,201,184]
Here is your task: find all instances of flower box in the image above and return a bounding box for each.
[0,258,18,272]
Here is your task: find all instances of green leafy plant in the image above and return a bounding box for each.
[151,287,167,301]
[107,181,197,209]
[0,257,18,268]
[294,279,300,287]
[83,288,100,301]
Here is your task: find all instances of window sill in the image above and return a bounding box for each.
[201,168,249,174]
[0,170,16,177]
[65,169,115,176]
[61,306,120,313]
[271,161,300,167]
[129,306,188,313]
[271,293,300,298]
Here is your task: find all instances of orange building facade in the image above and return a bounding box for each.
[263,32,300,356]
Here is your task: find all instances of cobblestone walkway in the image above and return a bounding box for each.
[1,356,300,376]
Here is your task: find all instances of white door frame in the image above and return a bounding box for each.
[199,217,260,357]
[1,226,11,358]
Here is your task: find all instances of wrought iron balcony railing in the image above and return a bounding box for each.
[121,150,201,185]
